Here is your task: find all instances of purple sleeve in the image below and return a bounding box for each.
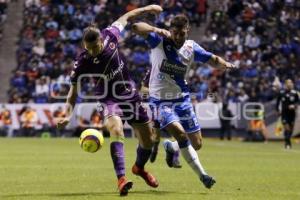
[105,22,125,41]
[106,26,122,40]
[70,53,85,84]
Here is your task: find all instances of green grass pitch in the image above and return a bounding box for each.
[0,138,299,200]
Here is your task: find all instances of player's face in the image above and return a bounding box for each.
[170,26,189,48]
[285,79,294,90]
[84,37,103,57]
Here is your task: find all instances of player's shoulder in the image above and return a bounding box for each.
[76,50,89,62]
[74,50,90,67]
[184,40,195,48]
[187,40,206,51]
[102,24,123,42]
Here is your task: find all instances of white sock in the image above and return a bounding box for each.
[170,141,179,151]
[164,139,179,152]
[180,144,207,178]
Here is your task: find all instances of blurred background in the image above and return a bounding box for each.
[0,0,299,141]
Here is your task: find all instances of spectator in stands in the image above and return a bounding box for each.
[90,109,103,130]
[7,0,300,111]
[35,76,49,103]
[53,106,66,137]
[19,105,38,137]
[73,115,89,137]
[219,103,233,140]
[196,0,208,26]
[0,104,12,137]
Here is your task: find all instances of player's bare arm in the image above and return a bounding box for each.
[132,22,171,38]
[57,84,78,129]
[207,55,236,70]
[115,5,163,28]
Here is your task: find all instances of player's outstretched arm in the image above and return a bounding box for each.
[114,5,163,29]
[207,55,236,70]
[132,22,171,38]
[57,84,78,129]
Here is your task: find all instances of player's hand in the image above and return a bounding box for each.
[154,28,171,38]
[56,118,70,129]
[145,4,163,15]
[224,62,237,70]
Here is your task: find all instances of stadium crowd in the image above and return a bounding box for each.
[0,0,9,41]
[7,0,300,105]
[194,0,300,103]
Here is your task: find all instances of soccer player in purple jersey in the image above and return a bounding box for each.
[57,5,163,196]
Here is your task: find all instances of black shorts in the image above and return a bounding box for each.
[281,112,296,125]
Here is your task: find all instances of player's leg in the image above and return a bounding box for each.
[187,131,202,151]
[128,102,158,188]
[282,114,295,149]
[283,123,292,148]
[164,121,215,188]
[105,115,133,195]
[131,121,159,188]
[150,124,160,163]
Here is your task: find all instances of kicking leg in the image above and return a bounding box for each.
[105,116,132,196]
[165,122,216,189]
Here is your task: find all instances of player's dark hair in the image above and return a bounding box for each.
[170,14,189,29]
[83,25,101,43]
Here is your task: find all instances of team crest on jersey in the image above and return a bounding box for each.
[182,49,192,58]
[93,58,100,64]
[109,42,116,50]
[73,61,78,69]
[166,45,171,51]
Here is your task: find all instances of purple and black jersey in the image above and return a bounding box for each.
[71,25,149,124]
[71,26,137,100]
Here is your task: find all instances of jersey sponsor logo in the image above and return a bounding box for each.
[160,59,186,78]
[105,60,124,81]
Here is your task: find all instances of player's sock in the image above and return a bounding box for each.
[153,141,160,152]
[150,141,160,163]
[284,131,291,148]
[135,145,152,169]
[178,139,207,178]
[164,139,179,152]
[110,141,126,179]
[287,131,292,147]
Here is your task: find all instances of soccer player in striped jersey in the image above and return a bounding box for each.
[132,14,235,188]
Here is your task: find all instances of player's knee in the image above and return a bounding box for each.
[192,141,202,151]
[109,125,123,136]
[175,133,188,143]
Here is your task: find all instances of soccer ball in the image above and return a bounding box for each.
[79,129,104,153]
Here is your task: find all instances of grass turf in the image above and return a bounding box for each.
[0,138,299,200]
